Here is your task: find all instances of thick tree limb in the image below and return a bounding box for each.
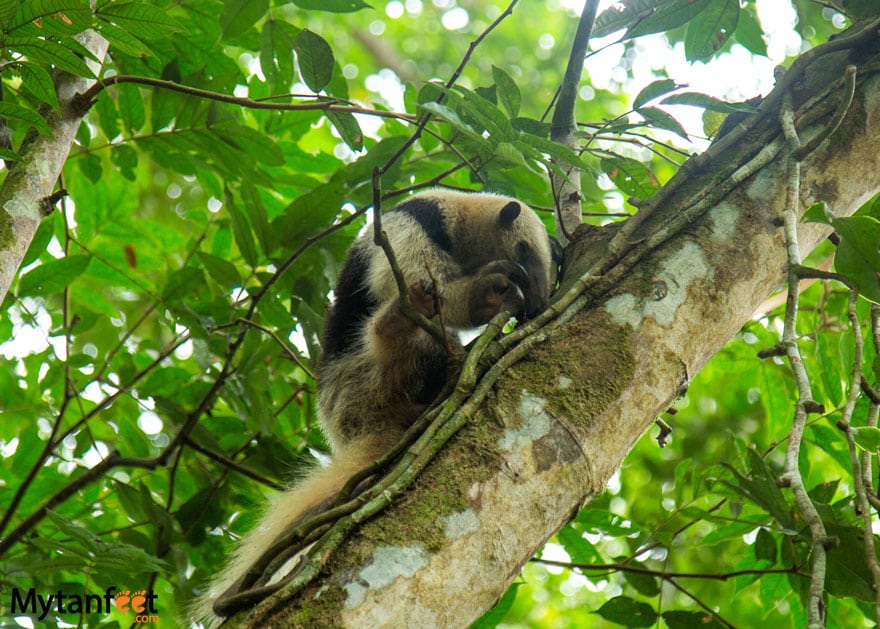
[234,19,880,628]
[0,30,109,304]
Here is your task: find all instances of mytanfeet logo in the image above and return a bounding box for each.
[7,586,159,623]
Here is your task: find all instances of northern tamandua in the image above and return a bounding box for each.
[193,189,557,625]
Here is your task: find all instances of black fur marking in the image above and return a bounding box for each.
[322,245,379,360]
[392,197,453,253]
[498,201,521,227]
[410,350,449,406]
[515,241,550,319]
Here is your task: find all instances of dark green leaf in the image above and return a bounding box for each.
[685,0,739,61]
[17,254,90,296]
[825,524,878,601]
[638,106,689,141]
[162,266,208,303]
[16,62,59,112]
[661,92,757,114]
[10,0,87,31]
[593,596,657,627]
[662,610,725,628]
[832,215,880,302]
[260,18,296,92]
[754,527,777,563]
[623,568,660,596]
[197,251,242,288]
[601,155,660,200]
[326,109,364,152]
[594,0,713,40]
[492,65,521,118]
[110,144,138,180]
[557,526,602,564]
[78,151,102,183]
[226,195,259,267]
[0,101,51,136]
[118,83,146,133]
[45,510,100,552]
[21,214,56,268]
[290,0,371,12]
[0,0,18,28]
[220,0,268,38]
[295,29,334,92]
[94,20,153,57]
[13,39,95,77]
[98,2,181,40]
[633,78,678,110]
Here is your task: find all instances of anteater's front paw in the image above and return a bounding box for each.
[468,260,529,326]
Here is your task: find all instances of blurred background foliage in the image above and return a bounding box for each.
[1,0,879,627]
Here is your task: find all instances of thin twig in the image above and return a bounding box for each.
[550,0,600,242]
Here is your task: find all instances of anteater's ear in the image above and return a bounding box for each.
[498,201,521,227]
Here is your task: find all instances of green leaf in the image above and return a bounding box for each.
[685,0,739,61]
[98,2,181,40]
[803,201,833,225]
[110,143,138,180]
[94,20,153,57]
[0,0,19,29]
[290,0,371,12]
[21,213,56,268]
[601,155,660,200]
[593,596,657,627]
[12,38,95,77]
[557,526,602,564]
[831,215,880,302]
[17,254,91,296]
[852,426,880,453]
[594,0,713,40]
[260,18,296,92]
[469,582,521,629]
[662,610,725,628]
[326,109,364,152]
[9,0,87,31]
[295,29,334,93]
[0,101,51,136]
[633,78,679,110]
[118,83,146,133]
[825,524,878,601]
[638,106,689,141]
[45,510,100,552]
[623,568,660,597]
[661,92,757,114]
[226,194,259,267]
[754,527,777,563]
[16,62,59,113]
[492,65,521,118]
[162,266,208,303]
[219,0,267,38]
[735,5,768,57]
[197,251,242,288]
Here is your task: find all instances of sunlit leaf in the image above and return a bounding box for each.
[684,0,739,61]
[17,254,91,296]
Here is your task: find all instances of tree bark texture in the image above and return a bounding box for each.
[242,20,880,628]
[0,30,108,304]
